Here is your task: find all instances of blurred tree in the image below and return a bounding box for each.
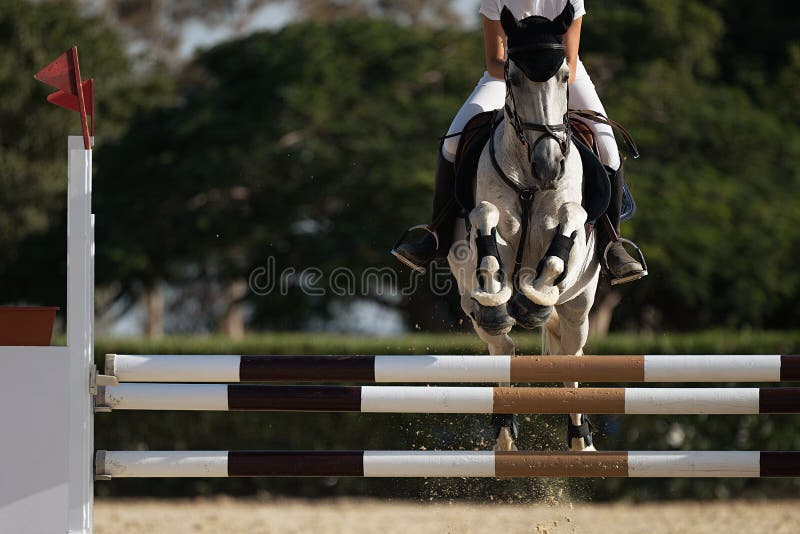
[712,0,800,92]
[94,19,483,331]
[296,0,461,26]
[580,0,800,330]
[0,0,172,314]
[580,0,725,80]
[81,0,461,67]
[94,3,800,333]
[5,0,799,333]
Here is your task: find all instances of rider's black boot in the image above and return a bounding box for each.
[599,163,648,285]
[391,151,457,273]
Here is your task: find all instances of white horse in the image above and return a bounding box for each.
[448,7,599,452]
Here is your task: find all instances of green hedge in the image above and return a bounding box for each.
[96,330,800,357]
[95,331,800,501]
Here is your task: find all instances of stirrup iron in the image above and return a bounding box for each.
[603,237,649,286]
[391,224,440,252]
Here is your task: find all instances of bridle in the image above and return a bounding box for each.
[503,42,572,165]
[488,43,573,289]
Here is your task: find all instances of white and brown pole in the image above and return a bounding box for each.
[106,354,800,384]
[96,384,800,414]
[95,450,800,479]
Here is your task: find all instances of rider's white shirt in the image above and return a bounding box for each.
[479,0,586,21]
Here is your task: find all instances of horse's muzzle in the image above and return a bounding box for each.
[531,156,565,191]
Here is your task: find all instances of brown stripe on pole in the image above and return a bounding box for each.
[759,452,800,477]
[227,385,362,411]
[493,387,626,414]
[228,451,364,476]
[494,451,628,477]
[759,388,800,413]
[510,356,645,383]
[780,356,800,381]
[239,355,376,382]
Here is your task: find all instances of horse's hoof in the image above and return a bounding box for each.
[508,292,553,329]
[494,427,518,451]
[569,438,596,452]
[474,303,515,335]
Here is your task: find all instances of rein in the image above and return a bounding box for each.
[568,109,640,159]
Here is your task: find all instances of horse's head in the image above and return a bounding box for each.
[501,5,573,190]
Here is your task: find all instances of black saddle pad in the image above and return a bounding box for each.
[573,134,611,225]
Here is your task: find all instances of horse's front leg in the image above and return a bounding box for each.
[518,202,586,307]
[469,201,515,336]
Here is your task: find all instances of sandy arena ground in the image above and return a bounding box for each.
[95,498,800,534]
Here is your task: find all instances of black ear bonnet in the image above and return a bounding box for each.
[500,3,574,82]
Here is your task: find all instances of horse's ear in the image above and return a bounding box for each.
[500,7,519,37]
[551,2,575,34]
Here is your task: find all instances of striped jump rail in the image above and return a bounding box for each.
[106,354,800,384]
[95,450,800,479]
[96,384,800,414]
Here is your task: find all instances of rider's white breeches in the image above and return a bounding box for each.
[568,61,621,170]
[441,60,621,171]
[442,71,506,163]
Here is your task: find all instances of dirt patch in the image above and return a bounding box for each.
[95,498,800,534]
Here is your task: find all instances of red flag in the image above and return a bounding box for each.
[47,78,94,134]
[34,47,93,149]
[34,49,79,93]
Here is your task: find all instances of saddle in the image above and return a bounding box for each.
[452,110,636,224]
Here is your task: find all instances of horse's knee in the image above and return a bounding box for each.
[557,202,587,234]
[470,201,500,234]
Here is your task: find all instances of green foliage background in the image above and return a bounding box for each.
[1,0,798,331]
[1,0,800,500]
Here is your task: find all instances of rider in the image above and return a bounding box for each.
[391,0,647,285]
